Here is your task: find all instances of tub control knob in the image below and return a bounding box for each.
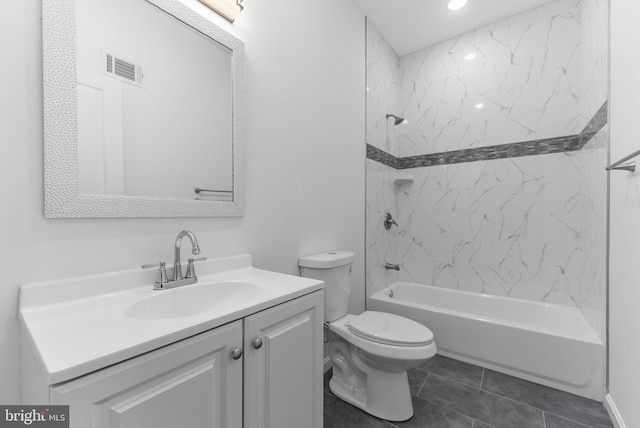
[231,347,243,360]
[253,338,263,349]
[384,213,398,230]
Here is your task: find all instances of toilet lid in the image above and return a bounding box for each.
[347,311,434,347]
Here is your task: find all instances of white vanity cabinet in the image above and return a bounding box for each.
[244,291,324,428]
[46,291,323,428]
[50,321,244,428]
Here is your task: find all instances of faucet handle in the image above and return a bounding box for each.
[141,262,162,270]
[157,262,169,284]
[185,257,208,279]
[185,258,197,279]
[142,262,169,285]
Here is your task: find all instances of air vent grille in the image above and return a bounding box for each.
[114,58,136,82]
[102,51,144,87]
[106,54,113,73]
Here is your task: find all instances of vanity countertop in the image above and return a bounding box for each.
[19,254,323,385]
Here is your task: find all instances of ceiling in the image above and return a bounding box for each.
[351,0,557,57]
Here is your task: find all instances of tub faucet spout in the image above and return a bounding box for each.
[385,263,400,271]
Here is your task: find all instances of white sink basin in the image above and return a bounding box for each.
[19,254,324,384]
[125,281,267,320]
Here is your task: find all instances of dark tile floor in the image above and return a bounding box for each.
[323,355,614,428]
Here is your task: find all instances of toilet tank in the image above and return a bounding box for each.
[299,251,354,322]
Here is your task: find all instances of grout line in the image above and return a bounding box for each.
[472,372,610,428]
[475,387,545,413]
[425,373,546,421]
[425,371,482,391]
[543,410,599,428]
[415,394,483,427]
[418,391,543,428]
[440,371,564,418]
[472,420,497,428]
[468,379,603,428]
[416,372,430,397]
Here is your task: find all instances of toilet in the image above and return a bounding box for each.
[299,251,436,422]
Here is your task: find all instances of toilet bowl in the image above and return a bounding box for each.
[299,251,437,422]
[328,312,436,421]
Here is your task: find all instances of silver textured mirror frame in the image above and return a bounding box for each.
[43,0,245,218]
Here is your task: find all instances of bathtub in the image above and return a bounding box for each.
[369,282,605,400]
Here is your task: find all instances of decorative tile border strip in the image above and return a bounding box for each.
[397,135,581,169]
[368,102,608,169]
[579,101,608,147]
[366,144,398,169]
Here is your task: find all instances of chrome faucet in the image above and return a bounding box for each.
[142,230,206,290]
[173,230,201,281]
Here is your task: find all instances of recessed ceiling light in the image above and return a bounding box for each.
[448,0,468,11]
[474,102,484,109]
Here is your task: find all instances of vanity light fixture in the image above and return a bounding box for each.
[198,0,243,22]
[447,0,468,11]
[386,113,408,125]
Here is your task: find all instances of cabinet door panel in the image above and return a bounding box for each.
[98,355,219,427]
[244,291,323,428]
[51,321,243,428]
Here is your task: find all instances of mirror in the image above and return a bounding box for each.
[43,0,245,218]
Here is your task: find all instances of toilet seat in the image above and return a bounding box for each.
[329,314,437,364]
[347,311,434,347]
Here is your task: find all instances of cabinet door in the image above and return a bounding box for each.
[244,291,324,428]
[51,321,243,428]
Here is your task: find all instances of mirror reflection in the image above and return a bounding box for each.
[76,0,233,200]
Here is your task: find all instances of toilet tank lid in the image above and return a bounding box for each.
[299,251,355,268]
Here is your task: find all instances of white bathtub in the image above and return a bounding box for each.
[369,282,605,400]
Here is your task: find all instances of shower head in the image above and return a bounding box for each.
[386,113,407,126]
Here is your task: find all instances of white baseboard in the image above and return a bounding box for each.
[604,393,627,428]
[323,356,332,373]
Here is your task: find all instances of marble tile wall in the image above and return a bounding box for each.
[392,151,584,304]
[365,20,403,293]
[576,125,608,341]
[576,0,609,341]
[365,0,608,338]
[396,0,582,158]
[365,159,397,296]
[366,22,401,155]
[579,0,609,124]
